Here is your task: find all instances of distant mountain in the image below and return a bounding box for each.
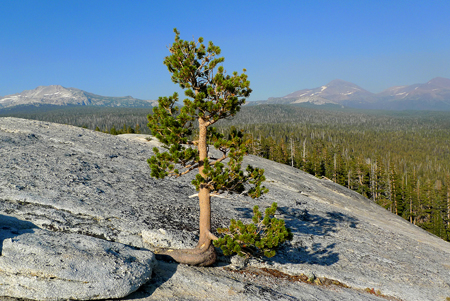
[4,79,450,111]
[376,77,450,110]
[0,85,157,109]
[284,79,376,107]
[249,77,450,111]
[247,94,344,108]
[247,79,375,108]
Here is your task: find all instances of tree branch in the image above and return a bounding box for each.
[210,154,227,166]
[178,163,199,176]
[207,231,218,241]
[188,192,230,199]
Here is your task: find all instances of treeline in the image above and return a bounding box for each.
[92,123,142,135]
[0,104,152,134]
[2,103,450,240]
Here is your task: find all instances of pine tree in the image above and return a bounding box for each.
[110,126,117,135]
[147,29,289,266]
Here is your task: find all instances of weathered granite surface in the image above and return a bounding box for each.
[1,117,450,301]
[0,215,155,300]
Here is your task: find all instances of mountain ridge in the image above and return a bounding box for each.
[249,77,450,110]
[0,85,157,108]
[3,78,450,111]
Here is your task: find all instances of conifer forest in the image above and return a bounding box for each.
[2,104,450,241]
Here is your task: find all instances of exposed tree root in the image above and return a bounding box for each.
[155,242,217,267]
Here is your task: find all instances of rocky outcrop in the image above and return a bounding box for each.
[1,117,450,300]
[0,215,155,300]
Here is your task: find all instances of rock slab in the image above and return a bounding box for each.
[0,215,156,301]
[1,117,450,301]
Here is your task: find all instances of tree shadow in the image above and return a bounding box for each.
[123,259,178,300]
[233,206,359,266]
[0,214,38,255]
[234,207,253,218]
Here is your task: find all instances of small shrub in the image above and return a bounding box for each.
[214,202,292,258]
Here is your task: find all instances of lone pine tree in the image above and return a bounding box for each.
[147,29,290,266]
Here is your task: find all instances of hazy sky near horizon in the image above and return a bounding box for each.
[1,0,450,101]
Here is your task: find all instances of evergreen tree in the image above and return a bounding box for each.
[147,29,290,266]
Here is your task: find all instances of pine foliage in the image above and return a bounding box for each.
[214,202,293,258]
[146,29,268,198]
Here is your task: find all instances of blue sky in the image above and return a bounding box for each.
[1,0,450,101]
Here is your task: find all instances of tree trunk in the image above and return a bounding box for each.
[302,139,306,163]
[392,170,397,215]
[290,137,294,167]
[155,118,217,266]
[197,118,210,239]
[333,153,337,183]
[348,170,351,189]
[193,118,216,264]
[415,179,420,225]
[447,175,450,229]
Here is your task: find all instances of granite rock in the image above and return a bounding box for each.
[0,215,155,300]
[1,117,450,301]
